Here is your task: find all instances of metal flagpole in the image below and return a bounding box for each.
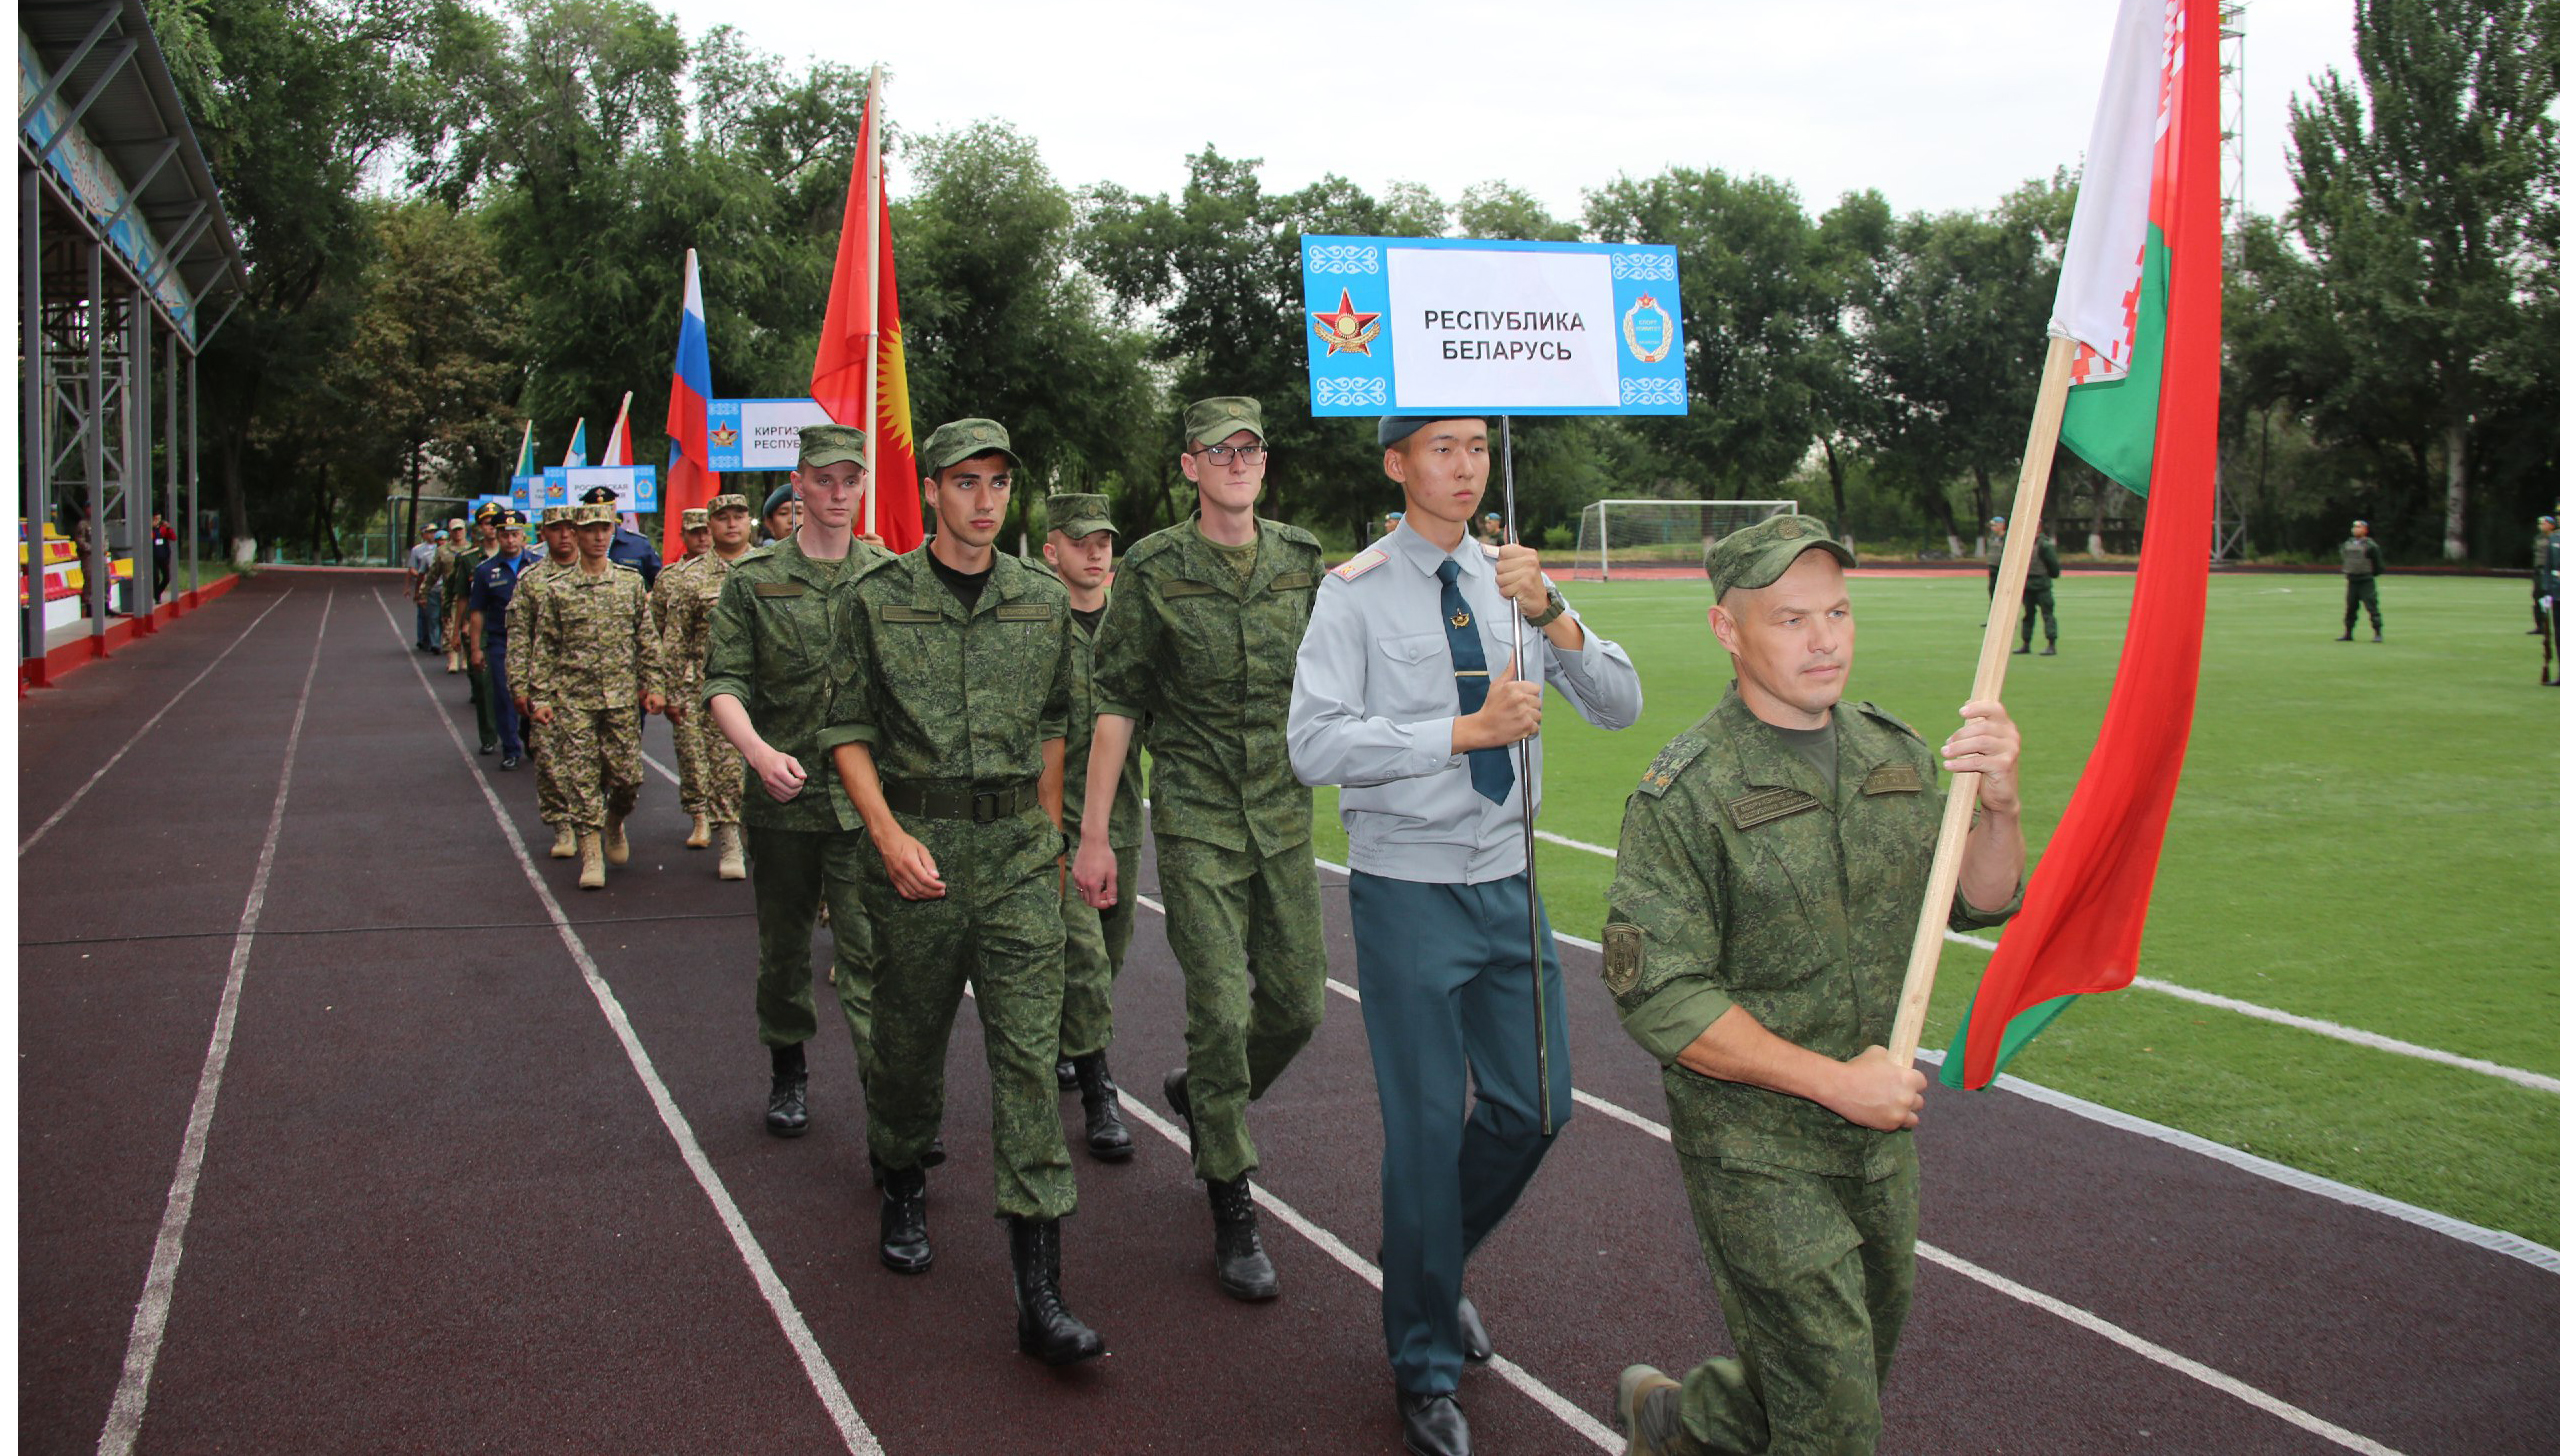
[860,65,883,541]
[1500,416,1552,1135]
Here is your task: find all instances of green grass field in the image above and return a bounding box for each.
[1304,569,2560,1248]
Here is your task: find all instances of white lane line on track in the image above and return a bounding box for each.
[98,589,330,1456]
[373,591,882,1456]
[24,588,297,858]
[1526,842,2557,1094]
[1149,869,2412,1453]
[1113,1093,1620,1451]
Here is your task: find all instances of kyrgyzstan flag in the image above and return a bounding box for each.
[810,80,923,553]
[662,249,721,560]
[1944,0,2222,1088]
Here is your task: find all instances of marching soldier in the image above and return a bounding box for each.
[2529,514,2555,638]
[825,418,1102,1365]
[465,509,538,771]
[1040,490,1140,1161]
[652,505,747,866]
[523,503,663,890]
[1604,516,2025,1456]
[1074,396,1328,1303]
[576,484,664,589]
[451,504,506,752]
[511,506,583,858]
[760,483,802,547]
[433,518,469,675]
[673,506,711,564]
[702,429,891,1138]
[2339,519,2384,642]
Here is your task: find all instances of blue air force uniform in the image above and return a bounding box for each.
[470,545,536,759]
[1287,520,1643,1398]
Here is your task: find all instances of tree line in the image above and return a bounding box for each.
[169,0,2559,565]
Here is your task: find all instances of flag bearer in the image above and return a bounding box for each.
[512,506,582,857]
[826,418,1102,1365]
[1073,396,1328,1305]
[523,504,663,890]
[1605,515,2026,1456]
[703,427,892,1138]
[1288,416,1644,1456]
[2338,519,2384,642]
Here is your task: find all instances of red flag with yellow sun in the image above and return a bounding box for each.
[811,71,922,552]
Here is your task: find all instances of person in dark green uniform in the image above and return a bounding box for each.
[825,417,1102,1365]
[2338,519,2383,642]
[2528,514,2554,638]
[701,424,892,1139]
[1073,395,1329,1303]
[2014,525,2061,656]
[1041,490,1141,1161]
[1604,515,2027,1456]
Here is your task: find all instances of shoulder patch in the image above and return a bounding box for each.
[1119,529,1180,570]
[1271,520,1323,550]
[1725,787,1823,830]
[1634,728,1712,798]
[1854,701,1925,743]
[611,561,640,573]
[1331,547,1390,582]
[1601,923,1645,995]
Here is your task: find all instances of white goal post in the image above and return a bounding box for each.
[1570,499,1799,581]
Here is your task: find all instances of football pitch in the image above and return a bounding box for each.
[1307,569,2560,1249]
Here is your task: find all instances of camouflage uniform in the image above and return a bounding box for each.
[1056,541,1146,1064]
[2018,532,2061,650]
[654,547,747,827]
[1091,505,1327,1183]
[703,523,889,1055]
[822,516,1078,1218]
[2341,529,2383,639]
[509,515,579,835]
[521,513,661,832]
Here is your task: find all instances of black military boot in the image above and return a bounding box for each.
[1055,1057,1078,1089]
[1206,1175,1279,1301]
[878,1164,932,1274]
[1008,1216,1105,1365]
[1072,1051,1133,1162]
[765,1043,809,1138]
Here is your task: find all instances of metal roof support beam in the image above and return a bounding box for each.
[98,137,180,234]
[195,290,243,349]
[17,4,121,131]
[140,202,208,289]
[35,38,140,166]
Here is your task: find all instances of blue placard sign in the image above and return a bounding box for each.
[541,465,660,513]
[1300,235,1686,416]
[707,399,834,471]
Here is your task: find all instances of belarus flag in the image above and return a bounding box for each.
[811,84,924,553]
[1944,0,2222,1088]
[662,249,720,559]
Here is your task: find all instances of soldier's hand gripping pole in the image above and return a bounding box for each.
[1502,416,1553,1135]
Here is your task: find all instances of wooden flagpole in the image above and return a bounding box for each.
[1886,332,2076,1068]
[860,65,883,540]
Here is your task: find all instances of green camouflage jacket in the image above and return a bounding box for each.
[650,551,736,694]
[1603,688,2022,1178]
[1068,600,1146,850]
[699,535,890,833]
[1088,515,1323,855]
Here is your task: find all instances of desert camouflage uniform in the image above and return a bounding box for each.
[1089,512,1327,1183]
[522,556,660,831]
[653,552,747,826]
[820,545,1077,1217]
[510,543,576,828]
[1603,689,2022,1456]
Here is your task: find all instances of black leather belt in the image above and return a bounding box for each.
[881,778,1041,822]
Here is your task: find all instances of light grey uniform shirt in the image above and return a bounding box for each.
[1288,523,1643,884]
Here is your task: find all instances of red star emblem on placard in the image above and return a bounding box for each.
[1310,288,1382,357]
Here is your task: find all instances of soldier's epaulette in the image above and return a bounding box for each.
[611,560,641,573]
[850,551,900,583]
[1633,727,1713,799]
[1117,528,1182,572]
[1270,520,1323,552]
[1018,554,1061,582]
[1853,701,1924,743]
[1331,546,1390,581]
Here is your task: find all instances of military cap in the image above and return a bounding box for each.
[797,422,869,471]
[1379,415,1484,448]
[919,418,1020,476]
[762,484,797,519]
[1387,511,1405,523]
[2539,515,2556,527]
[1043,492,1116,540]
[572,503,617,527]
[708,492,753,515]
[1185,396,1266,449]
[418,524,441,539]
[2352,519,2369,528]
[1988,515,2007,527]
[540,506,577,527]
[474,500,508,522]
[1484,512,1501,523]
[493,508,529,528]
[578,484,620,506]
[445,517,468,531]
[1706,514,1857,601]
[680,507,709,529]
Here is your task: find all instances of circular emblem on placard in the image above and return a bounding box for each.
[1621,293,1675,364]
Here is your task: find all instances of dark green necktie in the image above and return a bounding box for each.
[1437,558,1514,803]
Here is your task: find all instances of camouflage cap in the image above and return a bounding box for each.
[708,492,753,515]
[572,503,617,527]
[762,484,797,519]
[798,422,868,472]
[577,485,619,505]
[1706,514,1858,601]
[1043,492,1115,540]
[919,418,1020,476]
[445,517,468,531]
[539,506,576,527]
[680,508,710,529]
[1185,396,1265,449]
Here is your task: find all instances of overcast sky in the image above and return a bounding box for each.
[660,0,2359,221]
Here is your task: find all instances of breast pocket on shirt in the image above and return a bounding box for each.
[754,587,828,677]
[1371,630,1457,718]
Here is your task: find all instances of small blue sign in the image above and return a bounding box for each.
[541,465,659,513]
[1300,235,1687,417]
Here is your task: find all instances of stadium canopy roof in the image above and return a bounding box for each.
[19,0,250,345]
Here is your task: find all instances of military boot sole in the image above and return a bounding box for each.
[1613,1366,1683,1456]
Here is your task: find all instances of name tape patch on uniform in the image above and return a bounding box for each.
[994,603,1052,622]
[1161,580,1219,599]
[880,605,940,623]
[1269,571,1314,591]
[1601,923,1644,995]
[1331,547,1390,581]
[752,582,805,597]
[1726,787,1822,830]
[1861,763,1925,796]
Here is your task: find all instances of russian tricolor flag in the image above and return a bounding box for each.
[663,248,720,559]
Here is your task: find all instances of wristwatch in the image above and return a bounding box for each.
[1524,595,1567,630]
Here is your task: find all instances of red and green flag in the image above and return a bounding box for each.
[1945,0,2222,1088]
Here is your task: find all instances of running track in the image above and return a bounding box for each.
[20,574,2559,1454]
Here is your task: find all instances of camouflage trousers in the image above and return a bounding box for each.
[746,824,876,1066]
[525,710,570,825]
[671,683,746,824]
[1664,1143,1917,1456]
[859,810,1074,1220]
[1058,840,1139,1060]
[549,705,643,831]
[1155,834,1327,1184]
[2018,583,2056,646]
